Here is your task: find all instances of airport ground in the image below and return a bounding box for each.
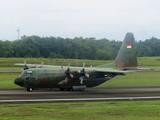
[1,87,160,119]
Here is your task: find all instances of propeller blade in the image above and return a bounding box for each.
[79,77,84,84]
[70,74,74,78]
[65,77,67,83]
[61,66,65,71]
[41,62,43,68]
[68,63,70,69]
[24,59,26,65]
[77,70,81,73]
[23,59,28,70]
[35,64,38,68]
[85,73,89,78]
[66,63,70,72]
[83,63,85,69]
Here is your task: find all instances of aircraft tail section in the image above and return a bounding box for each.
[115,32,137,70]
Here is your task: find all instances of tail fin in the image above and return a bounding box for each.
[115,32,137,70]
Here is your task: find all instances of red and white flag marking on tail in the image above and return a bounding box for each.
[127,44,132,48]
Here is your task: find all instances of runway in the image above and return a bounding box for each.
[0,87,160,103]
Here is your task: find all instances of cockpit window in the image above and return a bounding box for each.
[19,71,24,77]
[27,71,32,76]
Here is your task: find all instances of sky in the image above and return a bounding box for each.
[0,0,160,41]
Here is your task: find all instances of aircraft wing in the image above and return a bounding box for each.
[14,63,135,73]
[94,68,135,73]
[14,63,61,68]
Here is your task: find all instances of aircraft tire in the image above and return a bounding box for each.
[27,87,33,92]
[80,89,84,91]
[79,89,84,91]
[66,88,71,91]
[59,88,65,91]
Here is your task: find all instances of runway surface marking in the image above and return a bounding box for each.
[1,96,160,103]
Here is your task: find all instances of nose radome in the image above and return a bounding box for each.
[14,77,24,87]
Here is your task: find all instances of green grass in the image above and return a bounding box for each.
[99,72,160,87]
[0,73,21,89]
[1,57,160,67]
[138,56,160,61]
[0,67,22,71]
[138,66,160,70]
[0,101,160,120]
[0,58,112,67]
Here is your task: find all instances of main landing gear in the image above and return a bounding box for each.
[26,87,84,92]
[59,88,84,91]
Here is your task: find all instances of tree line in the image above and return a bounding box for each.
[0,35,159,60]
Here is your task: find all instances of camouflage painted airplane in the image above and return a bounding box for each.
[14,32,155,92]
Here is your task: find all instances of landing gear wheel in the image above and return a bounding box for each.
[72,89,76,91]
[59,88,65,91]
[79,89,84,91]
[27,87,33,92]
[66,88,71,91]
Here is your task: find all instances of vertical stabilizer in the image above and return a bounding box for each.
[115,32,137,70]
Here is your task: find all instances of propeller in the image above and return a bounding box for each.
[65,63,74,78]
[77,63,90,78]
[78,63,90,85]
[23,59,44,70]
[23,59,29,70]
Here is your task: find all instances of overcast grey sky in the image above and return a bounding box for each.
[0,0,160,41]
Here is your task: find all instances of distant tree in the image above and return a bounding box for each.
[0,35,160,59]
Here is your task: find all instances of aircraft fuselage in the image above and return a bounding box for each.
[14,67,113,91]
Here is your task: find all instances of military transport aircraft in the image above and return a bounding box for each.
[14,32,155,92]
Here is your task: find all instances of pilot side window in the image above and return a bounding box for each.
[27,71,32,76]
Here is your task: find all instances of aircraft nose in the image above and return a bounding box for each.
[14,77,24,87]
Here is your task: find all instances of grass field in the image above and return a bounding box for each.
[0,58,112,67]
[0,73,21,89]
[99,72,160,87]
[0,67,22,71]
[1,101,160,120]
[1,57,160,67]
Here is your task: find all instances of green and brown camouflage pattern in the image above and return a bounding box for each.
[18,67,114,89]
[115,32,137,70]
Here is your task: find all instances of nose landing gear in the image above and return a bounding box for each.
[27,87,33,92]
